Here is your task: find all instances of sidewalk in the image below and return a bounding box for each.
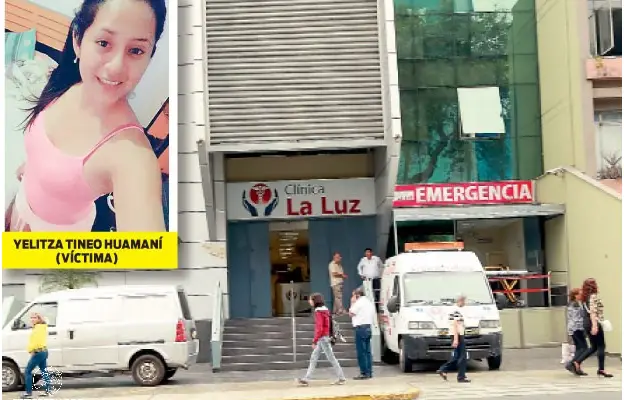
[14,366,621,400]
[49,378,421,400]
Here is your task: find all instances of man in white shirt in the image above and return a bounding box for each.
[349,287,376,380]
[436,294,470,383]
[357,248,383,307]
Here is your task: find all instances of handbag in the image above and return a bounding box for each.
[600,319,613,332]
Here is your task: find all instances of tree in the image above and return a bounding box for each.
[597,154,623,180]
[39,270,99,293]
[394,6,516,183]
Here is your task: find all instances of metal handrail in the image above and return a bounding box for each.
[290,280,297,363]
[210,281,224,371]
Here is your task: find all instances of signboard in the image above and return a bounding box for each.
[226,178,376,221]
[393,181,535,207]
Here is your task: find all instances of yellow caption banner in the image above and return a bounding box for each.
[2,232,178,269]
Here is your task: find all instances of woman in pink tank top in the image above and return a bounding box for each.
[5,0,168,233]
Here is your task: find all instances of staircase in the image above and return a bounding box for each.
[220,315,358,371]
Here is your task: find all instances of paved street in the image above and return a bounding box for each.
[2,348,621,399]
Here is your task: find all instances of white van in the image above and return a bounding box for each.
[380,250,504,372]
[2,285,199,392]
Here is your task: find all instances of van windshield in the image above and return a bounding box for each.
[403,272,493,305]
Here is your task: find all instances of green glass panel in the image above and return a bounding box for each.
[413,60,456,87]
[456,58,501,86]
[508,54,538,84]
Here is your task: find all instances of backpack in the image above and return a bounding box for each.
[328,314,336,345]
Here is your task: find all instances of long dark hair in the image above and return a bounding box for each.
[581,278,598,302]
[25,0,167,128]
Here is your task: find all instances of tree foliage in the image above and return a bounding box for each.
[39,270,99,293]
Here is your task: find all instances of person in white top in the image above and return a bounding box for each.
[349,287,376,380]
[436,294,470,383]
[357,248,383,307]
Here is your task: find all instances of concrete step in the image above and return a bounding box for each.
[218,358,359,372]
[225,316,352,328]
[222,337,356,349]
[223,331,355,341]
[222,342,356,356]
[222,351,358,364]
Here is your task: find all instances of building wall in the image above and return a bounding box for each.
[536,169,622,354]
[535,0,602,176]
[394,0,543,185]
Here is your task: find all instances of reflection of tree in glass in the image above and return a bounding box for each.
[395,7,514,184]
[39,271,99,292]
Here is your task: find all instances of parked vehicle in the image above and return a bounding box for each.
[2,285,199,392]
[379,248,505,372]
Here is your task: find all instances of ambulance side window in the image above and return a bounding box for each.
[392,276,400,298]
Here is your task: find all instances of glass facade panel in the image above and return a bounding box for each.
[395,0,542,184]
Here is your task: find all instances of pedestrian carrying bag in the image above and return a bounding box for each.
[600,319,613,332]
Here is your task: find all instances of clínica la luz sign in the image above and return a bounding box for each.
[226,178,376,221]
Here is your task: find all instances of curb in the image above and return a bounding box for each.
[282,389,421,400]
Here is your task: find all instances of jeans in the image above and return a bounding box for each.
[355,324,373,377]
[303,336,345,380]
[570,330,589,364]
[24,350,50,395]
[577,325,606,370]
[439,336,467,380]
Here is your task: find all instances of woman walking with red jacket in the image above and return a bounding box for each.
[298,293,346,386]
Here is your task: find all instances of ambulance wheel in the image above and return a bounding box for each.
[487,355,502,370]
[381,336,399,365]
[399,340,413,373]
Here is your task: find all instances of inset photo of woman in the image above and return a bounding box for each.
[4,0,174,232]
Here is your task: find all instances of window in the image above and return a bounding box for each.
[13,302,58,329]
[590,1,622,56]
[403,272,494,305]
[392,276,401,298]
[177,290,193,320]
[457,87,506,139]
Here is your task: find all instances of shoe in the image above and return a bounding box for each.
[598,370,614,378]
[565,362,577,375]
[457,378,471,383]
[297,378,309,386]
[333,378,346,385]
[20,394,32,399]
[353,375,369,380]
[39,393,51,397]
[436,370,448,381]
[577,370,588,376]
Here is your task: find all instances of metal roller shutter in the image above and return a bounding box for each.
[206,0,385,151]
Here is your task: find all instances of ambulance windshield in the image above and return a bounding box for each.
[403,271,493,305]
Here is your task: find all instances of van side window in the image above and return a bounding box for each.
[14,302,58,329]
[177,290,193,320]
[392,276,400,298]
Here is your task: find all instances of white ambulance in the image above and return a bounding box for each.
[379,245,504,372]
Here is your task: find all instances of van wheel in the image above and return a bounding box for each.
[163,368,177,381]
[487,355,502,370]
[2,360,20,392]
[399,340,412,373]
[131,355,165,386]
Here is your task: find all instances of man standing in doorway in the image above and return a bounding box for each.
[349,287,376,380]
[357,248,383,308]
[329,252,348,315]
